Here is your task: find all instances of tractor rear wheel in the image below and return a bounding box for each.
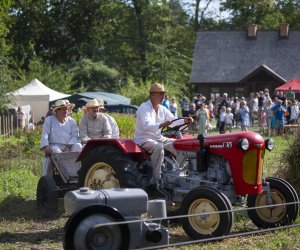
[180,187,233,240]
[78,145,139,189]
[247,177,298,228]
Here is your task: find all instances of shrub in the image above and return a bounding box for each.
[276,131,300,194]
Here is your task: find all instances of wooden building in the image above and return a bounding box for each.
[190,24,300,100]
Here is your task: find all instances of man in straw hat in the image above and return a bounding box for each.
[133,83,193,187]
[79,99,112,144]
[96,98,120,138]
[40,99,82,175]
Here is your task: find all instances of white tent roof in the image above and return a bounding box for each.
[10,79,70,122]
[13,78,70,101]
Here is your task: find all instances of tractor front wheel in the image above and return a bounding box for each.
[247,177,298,228]
[180,187,234,240]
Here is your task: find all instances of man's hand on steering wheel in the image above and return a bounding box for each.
[159,120,171,129]
[184,116,193,124]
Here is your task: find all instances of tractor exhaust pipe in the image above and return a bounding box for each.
[197,134,208,172]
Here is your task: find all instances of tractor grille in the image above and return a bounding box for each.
[242,150,264,185]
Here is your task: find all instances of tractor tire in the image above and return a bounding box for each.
[78,145,139,190]
[267,177,299,222]
[36,176,58,218]
[247,177,298,229]
[180,187,234,240]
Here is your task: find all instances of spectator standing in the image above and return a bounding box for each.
[207,99,215,121]
[79,99,112,144]
[17,106,25,129]
[197,102,208,135]
[162,95,170,109]
[180,97,189,117]
[218,106,226,134]
[231,97,239,127]
[225,107,234,133]
[170,97,178,116]
[290,100,299,124]
[258,91,265,129]
[264,98,274,136]
[286,87,295,101]
[188,103,198,132]
[272,100,285,136]
[238,101,250,131]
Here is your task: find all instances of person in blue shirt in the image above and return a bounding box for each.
[271,100,285,136]
[162,95,170,109]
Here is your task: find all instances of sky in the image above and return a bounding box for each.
[180,0,230,20]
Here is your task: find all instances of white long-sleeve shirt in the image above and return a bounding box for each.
[40,115,80,149]
[133,100,177,145]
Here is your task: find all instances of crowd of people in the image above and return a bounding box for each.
[172,87,299,137]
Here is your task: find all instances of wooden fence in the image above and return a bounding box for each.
[0,115,14,137]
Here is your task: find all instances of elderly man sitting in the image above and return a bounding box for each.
[41,99,82,154]
[40,99,82,175]
[79,99,112,144]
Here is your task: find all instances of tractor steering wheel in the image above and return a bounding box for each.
[161,117,190,138]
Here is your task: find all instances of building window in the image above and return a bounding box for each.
[235,87,244,98]
[210,88,220,101]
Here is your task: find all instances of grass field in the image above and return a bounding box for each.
[0,123,299,249]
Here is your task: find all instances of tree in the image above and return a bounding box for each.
[221,0,285,29]
[70,59,121,92]
[0,0,14,112]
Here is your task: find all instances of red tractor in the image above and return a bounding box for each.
[75,119,299,240]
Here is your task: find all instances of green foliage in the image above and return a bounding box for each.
[119,79,151,105]
[0,165,38,203]
[70,59,120,92]
[276,131,300,194]
[110,113,136,138]
[13,57,75,94]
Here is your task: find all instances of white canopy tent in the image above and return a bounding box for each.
[11,79,70,122]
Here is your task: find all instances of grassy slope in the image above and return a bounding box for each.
[0,123,299,249]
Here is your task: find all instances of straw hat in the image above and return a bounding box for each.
[149,83,165,93]
[52,100,75,113]
[85,99,100,108]
[96,99,106,110]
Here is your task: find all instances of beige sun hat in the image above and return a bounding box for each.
[149,83,165,93]
[96,99,106,110]
[52,99,75,113]
[85,99,101,109]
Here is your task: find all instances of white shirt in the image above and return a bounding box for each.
[40,115,79,149]
[104,114,120,138]
[133,100,177,145]
[225,112,233,124]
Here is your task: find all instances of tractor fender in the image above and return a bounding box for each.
[77,138,143,161]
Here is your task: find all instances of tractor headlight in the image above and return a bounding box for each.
[265,138,275,151]
[238,138,249,151]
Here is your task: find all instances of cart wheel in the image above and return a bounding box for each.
[181,187,233,240]
[247,177,298,228]
[36,176,58,218]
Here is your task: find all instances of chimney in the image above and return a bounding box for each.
[280,23,289,38]
[248,24,257,39]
